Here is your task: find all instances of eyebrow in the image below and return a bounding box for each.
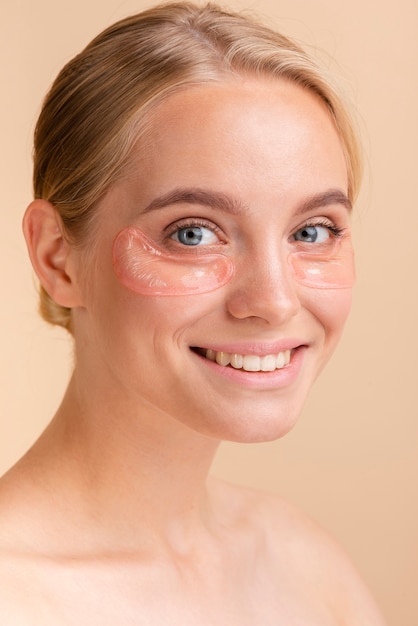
[297,189,352,214]
[142,187,352,215]
[143,188,247,215]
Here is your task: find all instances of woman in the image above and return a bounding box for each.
[0,2,385,623]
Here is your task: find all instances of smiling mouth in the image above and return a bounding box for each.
[192,348,292,372]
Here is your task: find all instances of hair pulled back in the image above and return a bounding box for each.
[33,1,362,332]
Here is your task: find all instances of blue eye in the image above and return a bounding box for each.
[172,226,218,246]
[293,225,330,244]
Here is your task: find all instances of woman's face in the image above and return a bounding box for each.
[73,78,352,443]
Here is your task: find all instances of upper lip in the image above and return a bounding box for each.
[190,340,305,356]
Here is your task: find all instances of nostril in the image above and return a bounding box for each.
[225,272,301,324]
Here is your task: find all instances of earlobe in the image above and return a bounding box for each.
[22,199,83,308]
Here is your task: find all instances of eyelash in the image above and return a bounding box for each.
[164,218,224,242]
[295,218,347,239]
[163,216,347,246]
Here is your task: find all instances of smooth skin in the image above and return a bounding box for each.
[0,79,386,624]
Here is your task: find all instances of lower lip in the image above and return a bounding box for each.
[191,347,306,390]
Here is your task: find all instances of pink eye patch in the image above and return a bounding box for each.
[288,237,355,289]
[112,226,234,295]
[112,226,355,297]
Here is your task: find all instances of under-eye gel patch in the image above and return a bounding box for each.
[113,226,355,297]
[112,226,235,295]
[288,238,355,289]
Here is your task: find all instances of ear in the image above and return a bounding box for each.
[22,199,83,308]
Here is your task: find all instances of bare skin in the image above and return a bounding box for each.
[0,426,384,625]
[0,79,386,624]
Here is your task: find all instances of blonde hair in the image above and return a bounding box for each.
[33,1,362,332]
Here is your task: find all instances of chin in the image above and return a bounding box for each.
[194,400,305,444]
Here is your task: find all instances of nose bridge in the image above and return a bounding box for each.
[226,243,301,322]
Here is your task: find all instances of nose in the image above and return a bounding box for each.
[225,250,301,325]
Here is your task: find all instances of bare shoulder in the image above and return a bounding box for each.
[0,475,32,621]
[0,556,34,624]
[209,477,387,626]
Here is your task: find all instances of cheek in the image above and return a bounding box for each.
[100,273,219,345]
[300,287,352,379]
[306,287,353,341]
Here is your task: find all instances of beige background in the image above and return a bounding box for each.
[1,0,417,624]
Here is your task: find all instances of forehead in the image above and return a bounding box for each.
[116,78,348,215]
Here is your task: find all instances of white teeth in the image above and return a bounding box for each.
[242,355,261,372]
[261,354,276,372]
[206,349,216,362]
[215,351,230,366]
[230,353,243,369]
[277,352,286,368]
[206,349,292,371]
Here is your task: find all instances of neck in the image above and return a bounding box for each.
[23,372,221,557]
